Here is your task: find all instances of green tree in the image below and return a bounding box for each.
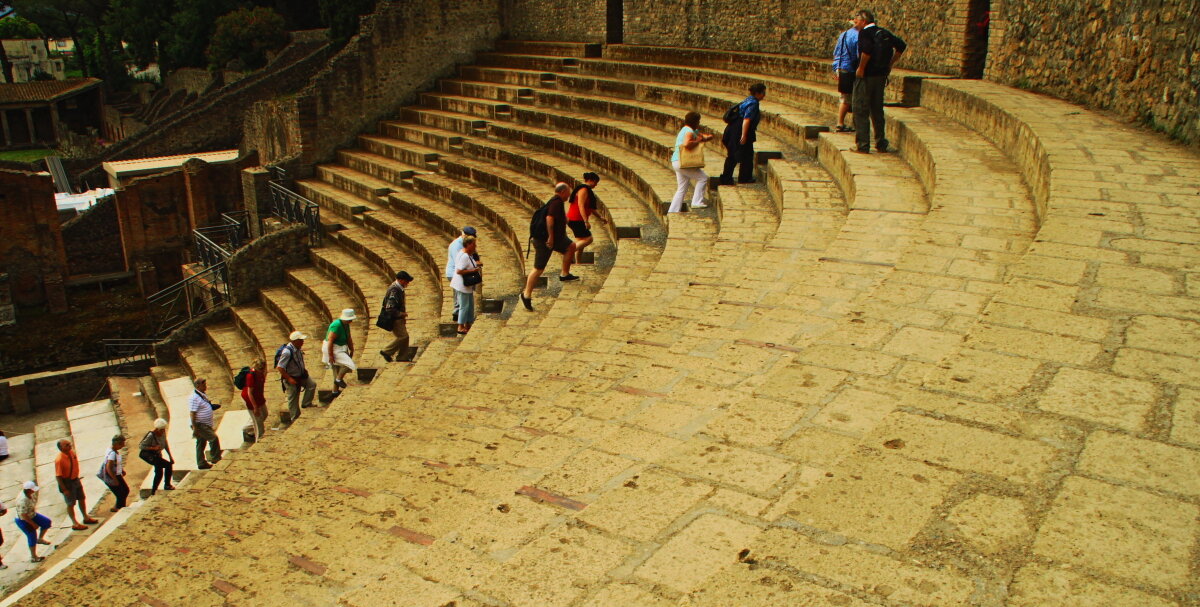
[319,0,374,47]
[105,0,174,69]
[11,0,112,79]
[0,15,44,38]
[206,6,287,70]
[161,0,240,70]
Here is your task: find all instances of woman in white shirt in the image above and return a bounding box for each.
[0,429,9,461]
[103,435,130,512]
[669,111,715,213]
[450,235,482,335]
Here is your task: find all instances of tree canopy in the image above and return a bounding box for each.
[0,15,43,38]
[207,6,288,70]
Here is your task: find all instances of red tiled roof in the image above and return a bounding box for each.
[0,78,101,105]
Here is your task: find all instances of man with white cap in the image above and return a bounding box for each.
[323,309,357,398]
[15,480,52,562]
[446,227,477,321]
[277,330,317,421]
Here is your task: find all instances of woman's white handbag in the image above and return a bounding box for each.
[678,142,705,169]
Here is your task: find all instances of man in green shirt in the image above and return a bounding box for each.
[322,308,357,397]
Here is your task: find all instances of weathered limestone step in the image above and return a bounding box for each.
[63,400,117,520]
[420,92,514,120]
[177,341,237,416]
[352,137,439,173]
[316,164,397,202]
[230,303,290,364]
[379,119,465,151]
[816,132,928,214]
[258,285,329,384]
[401,106,488,136]
[296,178,380,221]
[296,250,372,372]
[440,78,535,104]
[495,40,602,58]
[475,51,581,73]
[328,226,445,353]
[203,321,259,391]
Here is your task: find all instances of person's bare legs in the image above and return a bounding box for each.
[561,243,577,277]
[837,100,851,128]
[573,236,593,263]
[523,267,544,300]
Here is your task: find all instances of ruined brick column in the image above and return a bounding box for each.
[183,158,217,229]
[241,167,273,239]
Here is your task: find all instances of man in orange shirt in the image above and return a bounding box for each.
[55,440,99,530]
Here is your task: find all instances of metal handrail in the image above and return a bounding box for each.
[267,180,322,245]
[147,262,229,336]
[101,338,158,376]
[222,210,250,245]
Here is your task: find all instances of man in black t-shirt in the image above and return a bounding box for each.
[852,10,907,153]
[520,183,578,311]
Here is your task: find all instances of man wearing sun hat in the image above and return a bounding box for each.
[277,330,316,421]
[322,309,357,398]
[446,227,477,321]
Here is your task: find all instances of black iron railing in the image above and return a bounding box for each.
[146,262,229,336]
[267,180,322,245]
[101,338,158,376]
[222,210,250,244]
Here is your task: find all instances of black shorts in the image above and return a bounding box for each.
[531,237,568,270]
[837,71,856,95]
[567,220,591,239]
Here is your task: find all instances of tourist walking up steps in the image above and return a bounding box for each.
[452,235,482,335]
[853,9,907,153]
[567,172,607,262]
[521,183,578,311]
[719,82,766,185]
[833,13,865,132]
[55,439,99,529]
[189,378,221,469]
[323,309,357,398]
[139,419,175,495]
[15,481,52,562]
[446,227,476,322]
[102,435,130,512]
[379,271,414,362]
[671,111,715,212]
[277,331,316,421]
[240,360,268,439]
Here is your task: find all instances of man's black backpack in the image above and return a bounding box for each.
[529,197,555,242]
[723,103,742,124]
[233,366,251,390]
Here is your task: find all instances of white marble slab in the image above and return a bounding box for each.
[64,400,113,422]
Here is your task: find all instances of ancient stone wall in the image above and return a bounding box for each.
[500,0,607,42]
[0,168,68,309]
[243,0,502,169]
[226,224,310,305]
[62,196,125,277]
[113,170,192,290]
[987,0,1200,146]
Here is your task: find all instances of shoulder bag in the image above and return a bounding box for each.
[677,128,705,169]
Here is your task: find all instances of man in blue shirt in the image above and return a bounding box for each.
[832,14,866,132]
[719,82,767,186]
[853,10,907,153]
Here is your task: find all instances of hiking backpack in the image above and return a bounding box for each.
[529,197,555,242]
[723,103,742,124]
[233,366,251,390]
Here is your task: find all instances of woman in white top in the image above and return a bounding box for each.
[104,435,130,512]
[450,235,482,335]
[0,429,9,461]
[669,111,716,213]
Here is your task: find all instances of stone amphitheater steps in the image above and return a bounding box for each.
[258,285,327,354]
[230,303,289,364]
[285,263,366,379]
[178,340,238,413]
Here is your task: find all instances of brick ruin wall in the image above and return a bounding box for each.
[242,0,502,170]
[501,0,1200,147]
[0,169,68,308]
[62,196,125,277]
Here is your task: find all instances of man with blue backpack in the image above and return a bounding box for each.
[719,82,767,186]
[275,331,316,422]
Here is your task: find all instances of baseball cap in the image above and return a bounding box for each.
[289,331,308,341]
[462,226,477,236]
[24,480,38,491]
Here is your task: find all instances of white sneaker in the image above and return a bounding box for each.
[691,203,708,208]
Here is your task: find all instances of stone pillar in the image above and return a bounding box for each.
[135,260,159,297]
[241,167,272,239]
[43,271,67,313]
[23,108,35,145]
[8,381,31,415]
[49,103,61,144]
[0,272,14,327]
[0,111,10,147]
[183,158,216,230]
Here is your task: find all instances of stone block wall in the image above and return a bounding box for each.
[0,168,69,309]
[62,195,125,277]
[243,0,502,169]
[113,170,192,291]
[226,224,310,305]
[987,0,1200,147]
[500,0,607,42]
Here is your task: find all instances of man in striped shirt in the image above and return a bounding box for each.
[189,377,221,470]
